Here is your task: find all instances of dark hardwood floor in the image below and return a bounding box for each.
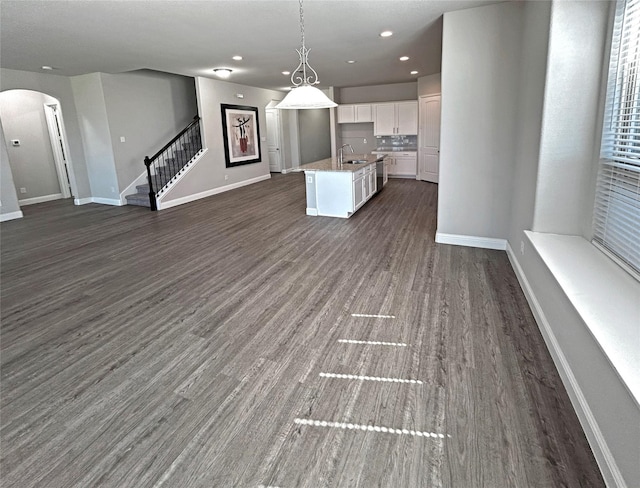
[1,174,604,487]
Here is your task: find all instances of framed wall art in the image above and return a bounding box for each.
[220,104,262,167]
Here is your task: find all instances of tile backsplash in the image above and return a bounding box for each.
[376,135,417,149]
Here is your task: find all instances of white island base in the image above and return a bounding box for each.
[301,155,380,218]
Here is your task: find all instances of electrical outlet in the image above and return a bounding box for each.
[11,139,20,146]
[363,138,367,144]
[120,136,126,143]
[20,187,26,194]
[520,240,525,255]
[225,175,229,181]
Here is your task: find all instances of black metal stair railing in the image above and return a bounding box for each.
[144,115,202,211]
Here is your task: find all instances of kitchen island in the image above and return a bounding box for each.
[300,154,384,218]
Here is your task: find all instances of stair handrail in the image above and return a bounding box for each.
[148,115,200,162]
[144,115,202,211]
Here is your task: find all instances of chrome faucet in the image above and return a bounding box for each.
[338,144,354,164]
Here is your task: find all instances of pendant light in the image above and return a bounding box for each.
[276,0,337,109]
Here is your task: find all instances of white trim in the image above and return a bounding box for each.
[119,169,149,204]
[43,103,71,199]
[506,242,628,488]
[306,208,318,216]
[156,148,207,199]
[158,173,271,210]
[281,168,295,174]
[91,197,123,206]
[592,240,640,283]
[18,193,63,206]
[73,197,122,206]
[0,211,24,222]
[435,232,507,250]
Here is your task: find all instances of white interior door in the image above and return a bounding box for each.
[266,108,283,172]
[44,102,73,198]
[418,95,441,183]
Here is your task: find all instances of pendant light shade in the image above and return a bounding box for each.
[277,85,337,110]
[276,0,337,110]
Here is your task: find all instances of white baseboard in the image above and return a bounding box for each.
[18,193,62,206]
[158,173,271,210]
[120,168,149,203]
[505,243,627,488]
[306,208,318,216]
[281,168,295,174]
[435,232,507,250]
[0,210,24,222]
[156,148,207,199]
[73,197,123,206]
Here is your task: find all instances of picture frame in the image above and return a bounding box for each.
[220,104,262,167]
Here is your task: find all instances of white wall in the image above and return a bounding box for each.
[417,73,441,97]
[337,82,417,104]
[0,120,22,219]
[532,1,609,237]
[439,2,523,240]
[0,90,61,201]
[162,77,285,202]
[70,73,120,201]
[508,1,551,246]
[0,68,91,198]
[100,70,197,190]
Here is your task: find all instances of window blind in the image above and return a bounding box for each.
[594,0,640,276]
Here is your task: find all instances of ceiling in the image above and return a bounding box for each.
[1,0,501,92]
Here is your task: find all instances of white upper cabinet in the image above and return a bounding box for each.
[355,104,372,122]
[373,101,418,135]
[396,102,418,135]
[337,104,373,123]
[373,104,396,135]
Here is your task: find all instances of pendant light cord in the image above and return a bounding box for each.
[299,0,305,51]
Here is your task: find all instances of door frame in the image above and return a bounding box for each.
[266,103,285,173]
[418,94,441,183]
[43,101,76,198]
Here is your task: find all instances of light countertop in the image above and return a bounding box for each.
[373,148,417,153]
[299,153,384,172]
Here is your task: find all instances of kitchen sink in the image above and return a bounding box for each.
[346,159,369,164]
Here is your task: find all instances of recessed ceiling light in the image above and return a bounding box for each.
[232,55,243,61]
[282,71,291,75]
[380,30,393,38]
[410,70,419,75]
[213,68,232,78]
[41,66,54,70]
[346,60,356,64]
[399,56,409,61]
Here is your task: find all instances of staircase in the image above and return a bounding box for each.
[125,116,202,209]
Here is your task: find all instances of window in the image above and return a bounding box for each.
[594,0,640,276]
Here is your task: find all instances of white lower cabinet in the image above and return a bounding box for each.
[353,166,377,211]
[386,152,417,177]
[307,164,377,218]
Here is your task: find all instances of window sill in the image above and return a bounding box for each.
[525,231,640,405]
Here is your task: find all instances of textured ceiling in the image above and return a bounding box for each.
[1,0,501,91]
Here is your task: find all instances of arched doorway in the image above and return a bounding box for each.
[0,89,77,207]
